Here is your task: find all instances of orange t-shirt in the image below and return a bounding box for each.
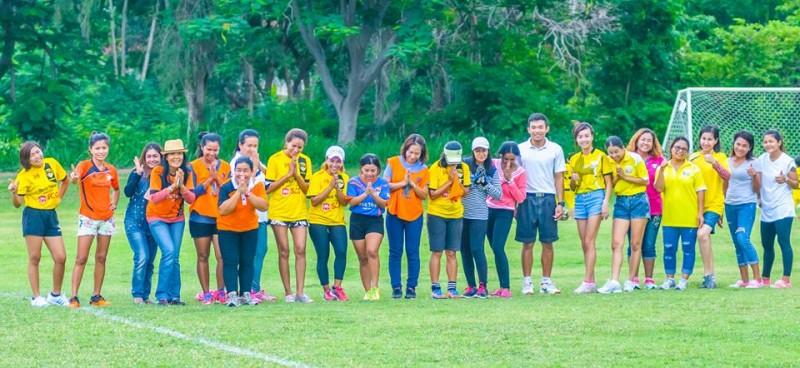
[76,160,120,221]
[189,159,231,218]
[385,156,430,221]
[146,166,195,219]
[216,180,267,232]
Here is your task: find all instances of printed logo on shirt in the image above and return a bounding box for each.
[682,169,692,177]
[322,203,331,211]
[44,164,56,183]
[456,166,464,180]
[336,174,344,190]
[298,157,308,176]
[624,165,633,175]
[282,187,291,196]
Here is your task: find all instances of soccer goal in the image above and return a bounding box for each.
[664,87,800,157]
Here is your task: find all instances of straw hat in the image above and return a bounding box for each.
[161,139,188,154]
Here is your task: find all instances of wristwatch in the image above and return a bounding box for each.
[558,201,566,207]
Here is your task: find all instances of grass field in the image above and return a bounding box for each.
[1,172,799,367]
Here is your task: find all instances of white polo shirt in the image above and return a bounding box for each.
[518,138,566,194]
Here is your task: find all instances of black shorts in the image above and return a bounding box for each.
[349,213,384,240]
[22,207,62,237]
[515,193,559,244]
[189,221,218,238]
[427,214,462,252]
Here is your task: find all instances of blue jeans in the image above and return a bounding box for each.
[628,215,660,260]
[662,226,697,276]
[127,226,158,299]
[487,208,514,289]
[761,217,794,278]
[309,224,348,286]
[149,220,185,301]
[724,203,759,267]
[386,213,423,289]
[461,218,488,287]
[251,222,269,291]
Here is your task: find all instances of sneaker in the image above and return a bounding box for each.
[597,280,623,294]
[540,282,561,294]
[227,292,240,307]
[463,286,477,298]
[324,289,337,301]
[762,277,771,286]
[623,280,636,292]
[475,285,488,299]
[573,282,597,294]
[745,280,764,289]
[700,274,717,289]
[214,290,228,304]
[31,296,49,307]
[90,295,112,307]
[392,287,403,299]
[675,278,689,291]
[69,296,81,308]
[729,280,747,288]
[143,298,154,305]
[659,278,676,290]
[404,287,416,299]
[202,292,214,305]
[284,294,295,303]
[771,280,792,288]
[252,290,277,302]
[494,289,512,298]
[168,299,185,306]
[362,290,373,301]
[632,277,641,290]
[133,297,145,305]
[644,279,658,290]
[241,292,259,305]
[195,292,204,302]
[46,292,70,307]
[157,299,169,307]
[447,288,463,299]
[370,287,381,301]
[522,279,534,295]
[333,286,349,301]
[295,294,314,303]
[431,288,447,299]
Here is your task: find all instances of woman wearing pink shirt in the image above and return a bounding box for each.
[487,141,527,297]
[626,128,665,290]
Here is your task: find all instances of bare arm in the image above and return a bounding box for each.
[218,192,241,216]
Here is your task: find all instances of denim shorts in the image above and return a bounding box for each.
[22,207,62,237]
[613,193,651,220]
[189,220,218,238]
[349,212,384,240]
[514,193,558,244]
[427,214,462,252]
[703,211,721,235]
[574,189,605,220]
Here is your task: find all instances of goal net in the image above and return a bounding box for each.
[664,88,800,158]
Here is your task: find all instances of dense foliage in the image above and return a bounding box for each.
[1,0,799,170]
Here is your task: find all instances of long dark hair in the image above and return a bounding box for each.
[764,129,785,152]
[196,132,222,158]
[698,125,721,152]
[235,129,259,153]
[729,130,755,160]
[160,153,191,186]
[466,151,494,177]
[139,142,162,178]
[19,141,41,170]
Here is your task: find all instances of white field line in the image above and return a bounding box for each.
[1,292,311,368]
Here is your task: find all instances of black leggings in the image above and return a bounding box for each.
[219,229,258,293]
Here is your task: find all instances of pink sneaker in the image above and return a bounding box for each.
[762,278,771,286]
[214,290,228,304]
[491,289,512,298]
[644,278,657,290]
[252,290,277,302]
[195,292,204,302]
[201,292,214,305]
[332,286,349,301]
[771,280,792,288]
[745,280,764,289]
[729,280,747,288]
[632,277,641,290]
[324,289,337,301]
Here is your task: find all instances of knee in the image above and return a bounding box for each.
[28,254,41,266]
[278,247,291,259]
[522,244,533,251]
[541,243,553,252]
[294,246,307,258]
[358,255,369,265]
[445,251,458,260]
[95,253,108,265]
[74,255,89,266]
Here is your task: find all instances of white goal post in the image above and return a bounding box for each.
[664,87,800,158]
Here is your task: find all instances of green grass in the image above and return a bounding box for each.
[1,171,799,367]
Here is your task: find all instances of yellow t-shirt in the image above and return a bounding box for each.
[265,150,312,222]
[14,158,67,210]
[569,149,614,194]
[611,151,649,196]
[689,151,729,216]
[307,170,349,226]
[563,162,575,210]
[794,168,800,208]
[427,162,471,218]
[658,161,707,228]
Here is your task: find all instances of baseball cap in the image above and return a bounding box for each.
[326,146,345,162]
[472,137,490,151]
[444,141,462,164]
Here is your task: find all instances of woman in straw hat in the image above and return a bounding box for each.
[147,139,196,306]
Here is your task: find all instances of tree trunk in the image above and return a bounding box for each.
[9,61,15,101]
[243,58,254,116]
[108,0,118,77]
[121,0,128,75]
[338,99,360,144]
[140,1,158,82]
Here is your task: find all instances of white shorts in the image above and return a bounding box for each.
[77,215,117,237]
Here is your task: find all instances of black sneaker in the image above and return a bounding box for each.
[404,287,416,299]
[157,299,169,307]
[392,287,403,299]
[169,299,185,306]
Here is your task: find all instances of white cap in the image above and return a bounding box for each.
[472,137,490,151]
[444,141,463,164]
[326,146,345,162]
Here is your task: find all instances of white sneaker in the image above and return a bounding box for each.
[597,280,622,294]
[284,294,295,303]
[729,280,747,288]
[46,292,70,307]
[623,280,636,292]
[522,280,534,295]
[295,294,314,303]
[227,292,240,307]
[573,282,597,294]
[31,296,49,307]
[540,282,561,294]
[675,278,689,291]
[659,278,676,290]
[241,292,259,306]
